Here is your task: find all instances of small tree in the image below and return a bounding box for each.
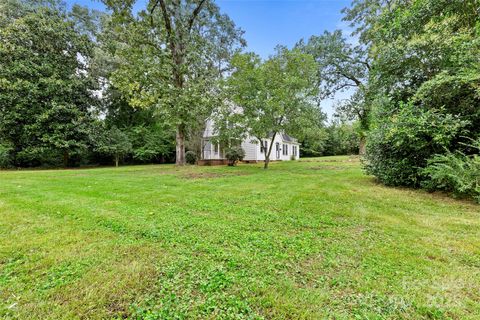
[227,47,320,169]
[96,127,132,167]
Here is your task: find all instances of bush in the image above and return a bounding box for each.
[225,146,245,166]
[364,103,469,187]
[185,151,197,165]
[422,144,480,203]
[0,144,13,168]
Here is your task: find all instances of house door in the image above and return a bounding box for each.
[276,143,280,159]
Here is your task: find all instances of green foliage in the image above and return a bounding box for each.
[423,141,480,203]
[322,121,360,156]
[224,146,245,166]
[0,0,99,167]
[0,143,13,168]
[225,47,320,168]
[128,125,174,163]
[185,151,197,165]
[102,90,176,164]
[34,102,94,166]
[364,103,469,186]
[297,30,371,133]
[104,0,245,165]
[344,0,480,193]
[96,126,132,167]
[299,119,359,157]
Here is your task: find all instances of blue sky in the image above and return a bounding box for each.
[69,0,353,117]
[217,0,351,58]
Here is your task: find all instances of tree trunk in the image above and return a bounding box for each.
[176,124,186,166]
[115,155,119,167]
[359,136,366,156]
[264,157,270,169]
[63,151,69,168]
[264,132,277,169]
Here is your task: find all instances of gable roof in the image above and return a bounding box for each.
[281,133,295,143]
[267,132,299,144]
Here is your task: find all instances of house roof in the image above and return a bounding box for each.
[268,132,299,144]
[281,133,295,143]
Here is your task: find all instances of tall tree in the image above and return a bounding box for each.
[225,47,320,169]
[297,30,371,154]
[104,0,245,165]
[0,0,99,167]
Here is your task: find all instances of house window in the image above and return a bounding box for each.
[283,144,288,156]
[292,146,297,157]
[261,140,268,153]
[214,143,219,154]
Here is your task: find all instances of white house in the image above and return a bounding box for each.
[202,119,300,163]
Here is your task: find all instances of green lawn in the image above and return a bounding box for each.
[0,157,479,319]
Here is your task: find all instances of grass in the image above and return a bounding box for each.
[0,156,479,319]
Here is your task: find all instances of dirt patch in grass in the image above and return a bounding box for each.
[181,171,250,180]
[182,172,225,179]
[301,157,359,163]
[309,166,346,171]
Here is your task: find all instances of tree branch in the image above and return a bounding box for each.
[187,0,207,32]
[149,0,160,27]
[339,72,363,87]
[158,0,173,38]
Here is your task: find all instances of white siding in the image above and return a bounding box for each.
[203,119,216,138]
[278,143,300,161]
[202,117,300,161]
[241,137,258,161]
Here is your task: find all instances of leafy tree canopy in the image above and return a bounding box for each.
[0,0,99,167]
[350,0,480,191]
[103,0,245,165]
[223,47,321,168]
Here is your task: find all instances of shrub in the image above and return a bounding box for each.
[364,102,469,187]
[225,146,245,166]
[422,142,480,203]
[185,151,197,165]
